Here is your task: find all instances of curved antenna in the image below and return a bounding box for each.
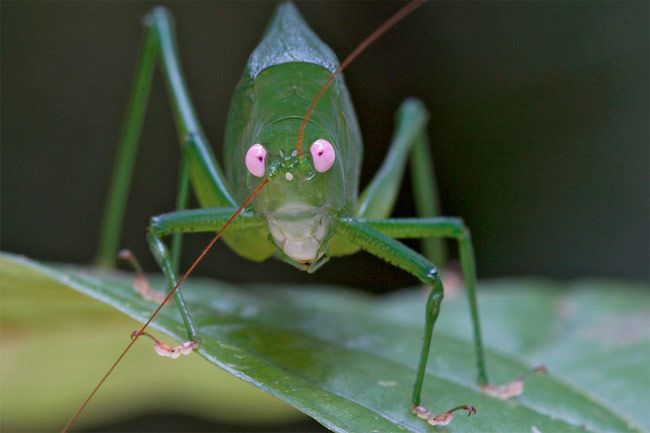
[295,0,426,157]
[62,178,269,433]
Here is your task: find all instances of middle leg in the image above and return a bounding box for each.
[335,217,475,426]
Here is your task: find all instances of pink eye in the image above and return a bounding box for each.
[310,139,335,173]
[245,143,267,177]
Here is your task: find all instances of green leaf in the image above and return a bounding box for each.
[0,254,300,432]
[1,252,648,433]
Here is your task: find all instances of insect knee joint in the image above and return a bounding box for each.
[457,224,472,241]
[148,217,164,235]
[424,268,444,296]
[424,266,439,281]
[183,132,199,150]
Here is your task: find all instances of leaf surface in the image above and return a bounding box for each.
[1,253,647,433]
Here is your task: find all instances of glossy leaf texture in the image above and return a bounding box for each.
[1,252,647,433]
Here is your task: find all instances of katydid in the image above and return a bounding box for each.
[64,1,535,431]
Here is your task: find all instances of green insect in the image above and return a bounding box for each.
[66,1,529,431]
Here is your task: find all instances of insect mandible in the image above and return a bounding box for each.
[64,1,533,431]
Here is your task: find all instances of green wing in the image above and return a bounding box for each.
[247,2,338,78]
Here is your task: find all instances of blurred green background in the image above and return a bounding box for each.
[1,1,648,432]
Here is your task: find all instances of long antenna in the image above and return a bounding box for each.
[64,2,427,430]
[62,178,269,433]
[295,0,426,156]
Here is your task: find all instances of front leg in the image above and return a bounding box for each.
[334,218,475,426]
[144,208,266,349]
[366,217,545,399]
[365,217,487,386]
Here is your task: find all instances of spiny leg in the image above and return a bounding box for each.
[115,138,198,318]
[356,98,446,265]
[356,97,540,396]
[367,217,545,397]
[116,132,204,345]
[366,217,487,386]
[94,6,239,351]
[97,7,236,268]
[96,21,157,267]
[162,136,199,341]
[170,138,192,274]
[99,135,193,341]
[108,148,195,324]
[147,232,199,346]
[334,218,475,425]
[145,208,265,350]
[406,104,445,265]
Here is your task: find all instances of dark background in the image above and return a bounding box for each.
[2,2,649,287]
[2,1,648,431]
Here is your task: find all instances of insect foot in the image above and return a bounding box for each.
[411,404,476,427]
[118,249,168,304]
[481,365,548,400]
[131,331,199,359]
